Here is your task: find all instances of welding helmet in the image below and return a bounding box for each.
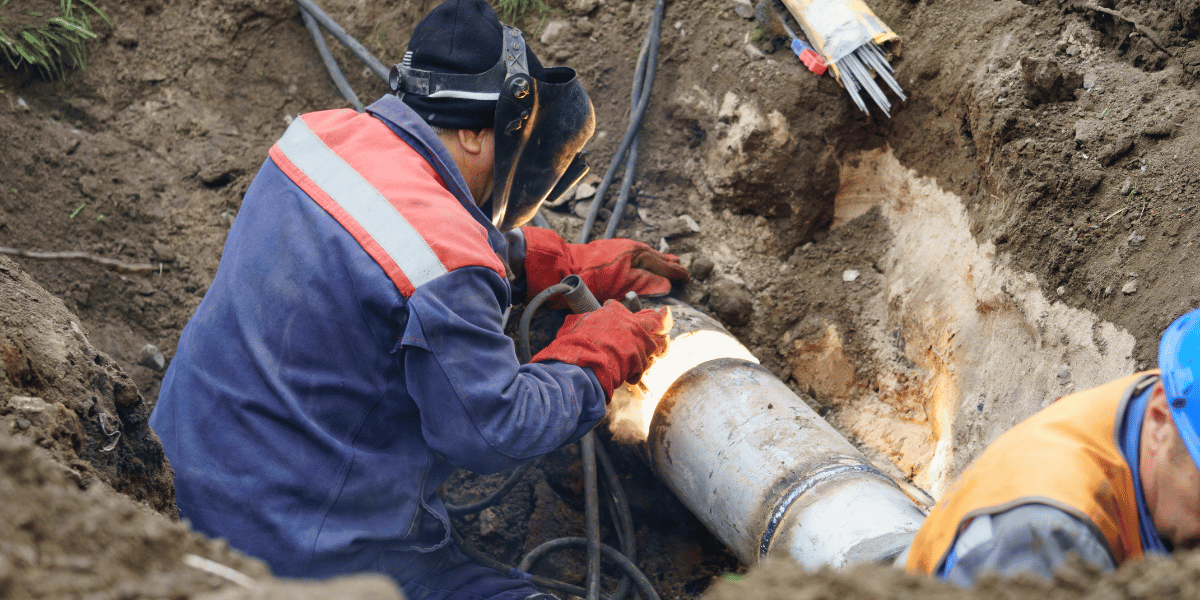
[391,0,595,231]
[1159,307,1200,471]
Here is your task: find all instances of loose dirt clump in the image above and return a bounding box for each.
[0,256,174,514]
[706,552,1200,600]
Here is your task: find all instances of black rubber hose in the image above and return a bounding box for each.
[604,142,640,241]
[519,538,662,600]
[300,6,364,112]
[293,0,390,83]
[451,527,609,600]
[510,280,656,600]
[578,0,666,244]
[602,25,657,241]
[582,432,602,600]
[595,440,637,600]
[444,462,534,517]
[518,283,573,363]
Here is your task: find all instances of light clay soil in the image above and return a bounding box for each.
[3,0,1200,597]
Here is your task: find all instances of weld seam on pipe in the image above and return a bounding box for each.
[757,461,900,559]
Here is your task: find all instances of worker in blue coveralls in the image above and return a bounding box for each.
[148,0,689,598]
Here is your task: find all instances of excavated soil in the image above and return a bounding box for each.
[4,0,1200,597]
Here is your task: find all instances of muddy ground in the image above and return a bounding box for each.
[4,0,1200,597]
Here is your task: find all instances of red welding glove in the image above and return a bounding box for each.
[522,226,690,307]
[531,300,670,400]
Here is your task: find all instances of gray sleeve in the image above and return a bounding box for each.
[942,503,1117,587]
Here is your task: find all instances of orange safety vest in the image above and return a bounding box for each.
[906,371,1159,575]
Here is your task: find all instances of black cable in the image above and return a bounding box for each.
[518,283,573,363]
[582,432,602,600]
[519,538,662,600]
[464,280,660,600]
[531,212,552,229]
[512,282,653,600]
[452,527,611,600]
[300,5,364,112]
[294,0,390,83]
[578,0,666,244]
[444,462,534,517]
[595,440,637,600]
[603,26,657,241]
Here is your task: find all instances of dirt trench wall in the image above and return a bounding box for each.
[874,0,1200,367]
[853,0,1200,483]
[0,427,404,600]
[688,0,1200,492]
[0,256,175,514]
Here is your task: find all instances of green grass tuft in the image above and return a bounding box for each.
[0,0,111,79]
[493,0,553,37]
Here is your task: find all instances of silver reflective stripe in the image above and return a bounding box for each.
[426,90,501,100]
[276,117,447,287]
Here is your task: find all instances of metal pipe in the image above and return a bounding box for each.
[614,304,925,569]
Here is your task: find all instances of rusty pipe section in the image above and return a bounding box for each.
[634,304,925,569]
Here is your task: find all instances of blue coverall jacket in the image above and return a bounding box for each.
[149,95,606,580]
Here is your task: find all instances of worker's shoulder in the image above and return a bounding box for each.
[274,110,505,279]
[398,192,506,277]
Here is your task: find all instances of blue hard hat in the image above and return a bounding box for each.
[1160,308,1200,471]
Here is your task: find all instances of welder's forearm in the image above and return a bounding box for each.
[495,360,607,456]
[401,267,604,473]
[406,348,605,473]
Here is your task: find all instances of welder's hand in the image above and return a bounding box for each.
[522,226,690,308]
[531,300,670,400]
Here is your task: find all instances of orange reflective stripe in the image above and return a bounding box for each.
[268,109,505,297]
[906,372,1154,575]
[273,115,446,294]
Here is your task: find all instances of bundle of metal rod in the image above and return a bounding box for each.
[835,42,905,116]
[780,0,905,116]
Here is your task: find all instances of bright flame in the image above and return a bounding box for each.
[607,329,759,444]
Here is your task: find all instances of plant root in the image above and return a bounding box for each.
[0,247,156,274]
[1082,3,1174,57]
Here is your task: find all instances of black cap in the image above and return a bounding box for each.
[402,0,546,130]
